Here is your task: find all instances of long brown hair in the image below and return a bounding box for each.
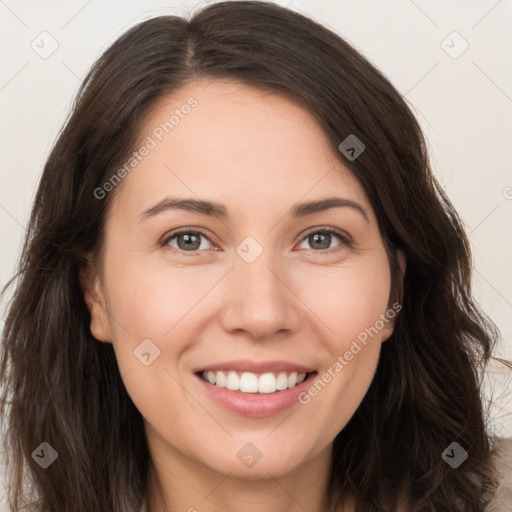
[0,1,506,510]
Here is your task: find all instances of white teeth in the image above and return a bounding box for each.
[239,372,259,392]
[216,370,226,388]
[226,371,239,391]
[288,371,297,388]
[201,370,309,393]
[276,372,289,390]
[258,373,276,393]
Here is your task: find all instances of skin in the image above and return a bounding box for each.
[82,78,405,512]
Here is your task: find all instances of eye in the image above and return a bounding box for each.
[296,227,350,253]
[161,226,351,255]
[162,229,214,254]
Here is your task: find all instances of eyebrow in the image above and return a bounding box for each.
[138,196,369,223]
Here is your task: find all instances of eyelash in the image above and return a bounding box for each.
[160,226,352,256]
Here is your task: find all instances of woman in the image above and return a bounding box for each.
[1,1,511,511]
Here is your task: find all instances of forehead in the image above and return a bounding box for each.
[109,78,373,223]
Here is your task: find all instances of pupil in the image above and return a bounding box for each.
[179,233,200,250]
[311,233,330,250]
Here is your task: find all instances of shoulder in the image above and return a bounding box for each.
[485,436,512,511]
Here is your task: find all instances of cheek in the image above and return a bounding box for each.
[295,255,392,345]
[105,244,392,360]
[312,346,381,446]
[293,254,391,426]
[300,306,385,444]
[101,260,207,427]
[104,255,210,338]
[101,254,222,390]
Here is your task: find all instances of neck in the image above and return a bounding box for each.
[144,443,339,512]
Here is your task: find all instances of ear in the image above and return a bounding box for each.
[381,249,406,342]
[79,261,112,343]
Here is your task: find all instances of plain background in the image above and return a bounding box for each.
[0,0,511,506]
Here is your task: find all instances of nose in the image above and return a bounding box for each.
[219,249,301,340]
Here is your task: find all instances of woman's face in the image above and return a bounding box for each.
[84,79,401,481]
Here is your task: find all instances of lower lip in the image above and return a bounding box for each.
[195,372,317,418]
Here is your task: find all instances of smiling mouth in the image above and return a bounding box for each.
[196,370,317,394]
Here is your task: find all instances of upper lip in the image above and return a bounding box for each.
[194,359,316,374]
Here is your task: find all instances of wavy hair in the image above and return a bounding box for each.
[0,1,507,510]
